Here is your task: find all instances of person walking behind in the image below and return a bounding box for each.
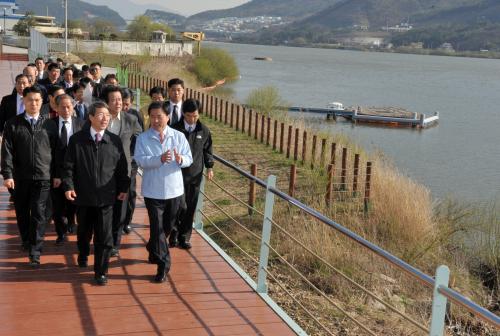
[1,86,58,264]
[134,101,192,283]
[62,101,129,285]
[172,99,214,249]
[51,94,85,241]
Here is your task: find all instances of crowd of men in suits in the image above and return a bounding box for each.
[0,57,214,285]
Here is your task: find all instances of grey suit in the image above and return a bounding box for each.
[111,111,142,250]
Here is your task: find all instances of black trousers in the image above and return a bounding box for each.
[144,195,183,269]
[51,186,76,237]
[124,166,138,227]
[76,205,113,276]
[177,182,201,243]
[112,195,128,249]
[13,180,50,256]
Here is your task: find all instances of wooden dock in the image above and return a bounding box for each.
[0,183,296,335]
[289,105,439,128]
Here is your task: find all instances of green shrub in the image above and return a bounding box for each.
[192,47,239,86]
[245,86,288,118]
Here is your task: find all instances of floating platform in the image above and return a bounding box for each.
[253,57,273,61]
[289,106,439,129]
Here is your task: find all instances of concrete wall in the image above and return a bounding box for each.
[48,39,193,57]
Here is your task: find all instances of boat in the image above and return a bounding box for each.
[253,57,272,61]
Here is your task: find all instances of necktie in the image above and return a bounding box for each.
[61,121,68,146]
[77,104,84,119]
[188,126,192,133]
[30,118,35,128]
[95,132,101,144]
[171,105,178,125]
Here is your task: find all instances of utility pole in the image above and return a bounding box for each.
[63,0,68,56]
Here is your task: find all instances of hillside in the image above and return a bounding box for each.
[186,0,337,24]
[299,0,479,30]
[144,9,186,27]
[16,0,126,27]
[414,0,500,26]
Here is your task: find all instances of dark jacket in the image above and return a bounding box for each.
[62,128,130,207]
[0,93,18,135]
[112,111,142,176]
[1,113,58,181]
[51,116,85,178]
[173,119,214,184]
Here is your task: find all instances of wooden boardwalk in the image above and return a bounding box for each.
[0,184,296,335]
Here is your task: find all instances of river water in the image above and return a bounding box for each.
[208,41,500,202]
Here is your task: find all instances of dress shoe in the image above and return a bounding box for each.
[154,265,168,283]
[123,224,132,234]
[178,241,192,250]
[110,248,120,257]
[168,239,178,248]
[55,235,66,246]
[29,255,40,266]
[94,274,108,286]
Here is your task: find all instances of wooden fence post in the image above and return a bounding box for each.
[273,120,278,150]
[224,101,229,125]
[219,98,224,121]
[302,131,307,164]
[249,164,257,215]
[311,135,317,169]
[294,128,299,161]
[364,162,372,214]
[260,115,265,143]
[254,113,259,140]
[280,123,285,154]
[214,97,218,121]
[266,117,271,146]
[331,142,337,165]
[210,96,214,118]
[341,148,348,190]
[353,154,360,195]
[289,164,297,197]
[286,125,292,159]
[242,107,246,133]
[236,105,240,131]
[326,164,334,206]
[320,138,327,167]
[248,109,253,136]
[230,103,234,128]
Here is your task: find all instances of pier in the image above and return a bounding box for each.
[289,106,440,128]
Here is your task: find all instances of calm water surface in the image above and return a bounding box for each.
[208,42,500,202]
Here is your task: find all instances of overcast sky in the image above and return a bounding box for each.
[135,0,249,15]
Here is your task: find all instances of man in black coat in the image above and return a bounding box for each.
[51,94,85,244]
[0,74,30,136]
[62,101,129,285]
[101,85,142,256]
[172,99,214,249]
[1,86,58,264]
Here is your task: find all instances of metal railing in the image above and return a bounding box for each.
[193,153,500,335]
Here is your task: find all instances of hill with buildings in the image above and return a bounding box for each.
[16,0,126,27]
[144,9,186,28]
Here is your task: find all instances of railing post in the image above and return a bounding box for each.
[193,174,206,230]
[257,175,276,294]
[429,265,450,336]
[248,164,257,215]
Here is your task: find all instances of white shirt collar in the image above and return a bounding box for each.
[184,120,195,131]
[90,127,105,139]
[59,116,71,125]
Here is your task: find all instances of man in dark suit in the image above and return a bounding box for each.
[172,99,214,249]
[41,85,65,119]
[167,78,184,125]
[62,101,129,285]
[101,85,142,256]
[71,83,88,121]
[38,63,61,95]
[58,67,74,90]
[35,57,47,82]
[0,74,30,136]
[51,94,85,243]
[1,86,58,264]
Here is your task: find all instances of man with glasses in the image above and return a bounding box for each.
[62,101,129,285]
[89,62,103,84]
